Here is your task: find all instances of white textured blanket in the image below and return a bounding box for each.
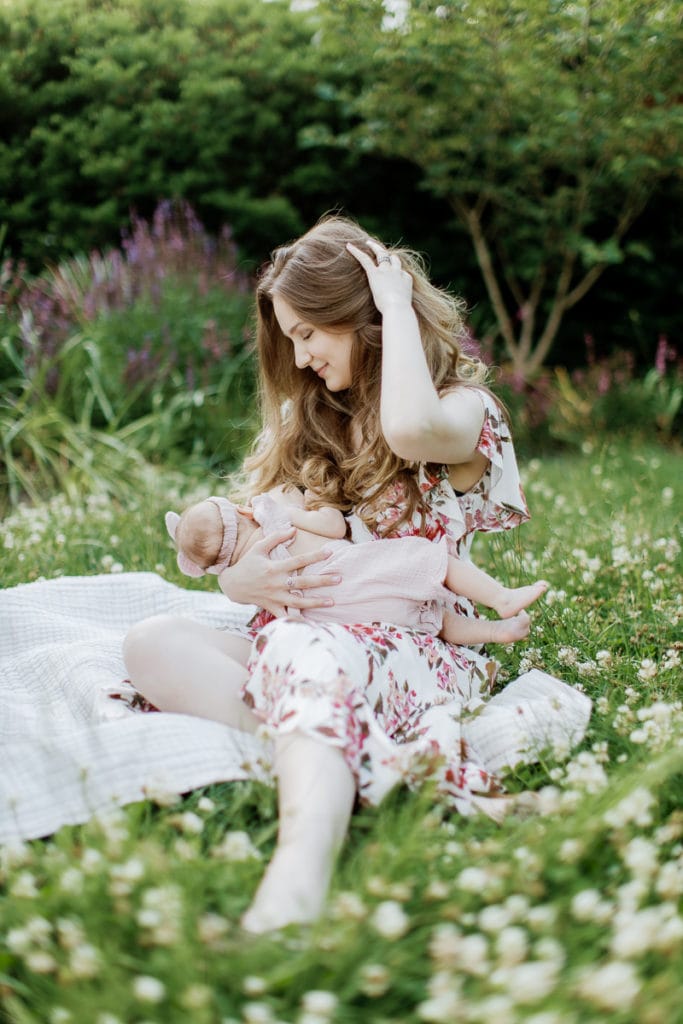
[0,572,270,844]
[1,572,591,845]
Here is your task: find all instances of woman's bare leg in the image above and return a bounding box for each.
[241,731,356,933]
[440,608,531,646]
[123,615,259,734]
[445,556,548,618]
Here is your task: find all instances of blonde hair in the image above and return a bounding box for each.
[242,215,489,535]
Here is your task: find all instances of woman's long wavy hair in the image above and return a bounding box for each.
[241,216,489,535]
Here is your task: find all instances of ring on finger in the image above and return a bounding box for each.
[377,255,392,264]
[286,574,297,591]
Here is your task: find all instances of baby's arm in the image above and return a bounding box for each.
[286,505,347,539]
[257,485,346,539]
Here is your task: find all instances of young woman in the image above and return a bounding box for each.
[123,216,588,932]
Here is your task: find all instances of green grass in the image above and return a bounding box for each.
[1,437,682,1024]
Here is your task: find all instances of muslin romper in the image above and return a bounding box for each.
[250,493,452,634]
[242,391,591,813]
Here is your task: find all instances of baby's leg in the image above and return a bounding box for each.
[440,608,531,645]
[445,556,548,619]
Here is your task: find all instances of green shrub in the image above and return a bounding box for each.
[1,202,257,508]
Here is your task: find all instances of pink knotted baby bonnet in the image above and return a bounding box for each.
[164,496,239,577]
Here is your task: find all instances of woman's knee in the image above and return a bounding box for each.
[122,614,189,679]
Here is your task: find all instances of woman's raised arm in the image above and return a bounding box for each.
[346,241,485,466]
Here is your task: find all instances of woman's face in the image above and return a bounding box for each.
[272,294,354,392]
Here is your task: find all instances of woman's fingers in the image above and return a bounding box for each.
[346,241,375,270]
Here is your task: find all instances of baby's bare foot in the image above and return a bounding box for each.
[494,580,548,618]
[486,611,530,643]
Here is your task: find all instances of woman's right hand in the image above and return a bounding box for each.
[217,528,340,617]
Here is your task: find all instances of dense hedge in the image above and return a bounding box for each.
[1,0,681,370]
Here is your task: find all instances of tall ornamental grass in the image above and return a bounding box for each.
[1,438,681,1024]
[0,202,256,510]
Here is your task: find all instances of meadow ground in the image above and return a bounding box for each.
[1,437,682,1024]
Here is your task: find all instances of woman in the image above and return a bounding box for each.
[123,216,588,932]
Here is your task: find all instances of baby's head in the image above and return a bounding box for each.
[165,496,241,577]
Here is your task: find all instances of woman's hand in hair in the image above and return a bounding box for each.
[217,528,339,617]
[346,241,413,317]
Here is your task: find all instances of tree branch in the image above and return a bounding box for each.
[452,197,518,362]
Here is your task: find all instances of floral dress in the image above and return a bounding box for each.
[241,391,588,814]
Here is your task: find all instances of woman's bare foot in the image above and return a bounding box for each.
[484,611,531,643]
[493,580,549,618]
[240,829,337,933]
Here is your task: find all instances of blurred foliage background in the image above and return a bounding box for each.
[0,0,681,508]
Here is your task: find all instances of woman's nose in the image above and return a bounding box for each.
[293,338,312,369]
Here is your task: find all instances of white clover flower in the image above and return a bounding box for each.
[637,658,657,682]
[534,937,566,968]
[616,878,649,913]
[243,976,268,996]
[564,752,608,794]
[212,830,261,861]
[622,837,659,879]
[495,925,529,966]
[330,890,366,920]
[478,904,512,933]
[558,838,584,863]
[197,912,230,946]
[358,963,390,997]
[417,989,463,1023]
[492,960,558,1003]
[301,990,338,1016]
[25,915,53,945]
[429,923,462,967]
[6,927,32,954]
[370,900,409,940]
[610,907,663,958]
[456,866,492,892]
[95,1015,122,1024]
[525,904,557,930]
[81,848,104,874]
[242,1002,274,1024]
[571,889,613,924]
[457,933,490,976]
[576,960,641,1010]
[197,796,216,813]
[656,859,683,898]
[604,787,655,829]
[132,975,166,1004]
[25,950,57,973]
[655,910,683,951]
[50,1010,72,1024]
[0,840,32,871]
[424,879,450,900]
[170,811,204,834]
[143,782,182,807]
[466,993,515,1023]
[11,871,39,898]
[180,984,212,1009]
[663,647,681,671]
[59,866,84,894]
[56,917,86,950]
[69,942,101,979]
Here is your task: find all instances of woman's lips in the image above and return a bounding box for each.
[316,364,328,377]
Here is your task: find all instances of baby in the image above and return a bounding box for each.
[165,489,548,645]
